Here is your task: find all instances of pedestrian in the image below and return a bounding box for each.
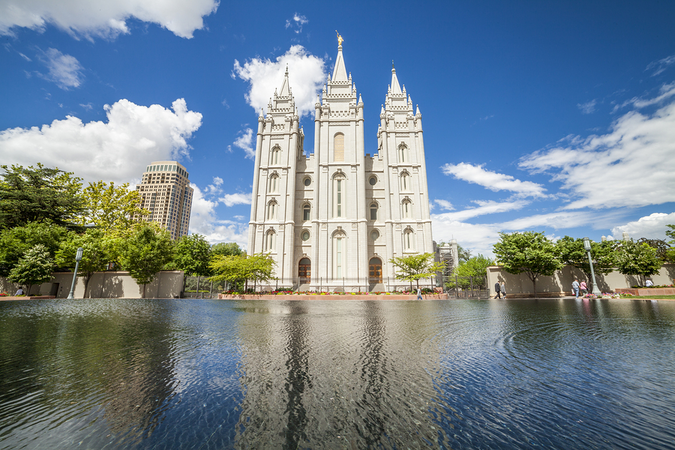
[580,281,587,297]
[500,281,506,299]
[645,279,654,287]
[416,287,423,300]
[494,282,501,299]
[572,278,580,298]
[15,287,23,296]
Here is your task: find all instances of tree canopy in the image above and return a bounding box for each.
[493,231,563,294]
[0,220,69,277]
[211,242,243,258]
[557,236,616,286]
[209,253,275,291]
[451,254,494,289]
[8,244,55,293]
[0,164,84,230]
[119,226,174,297]
[76,181,148,231]
[390,252,445,290]
[615,240,662,286]
[55,229,112,298]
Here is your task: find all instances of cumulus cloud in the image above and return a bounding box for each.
[0,98,202,184]
[0,0,218,39]
[37,48,84,89]
[435,200,529,222]
[189,184,249,249]
[441,162,547,198]
[577,99,596,114]
[233,127,255,159]
[220,193,252,207]
[233,45,327,117]
[520,84,675,210]
[611,212,675,241]
[285,13,308,34]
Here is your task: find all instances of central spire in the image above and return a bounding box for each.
[332,31,348,82]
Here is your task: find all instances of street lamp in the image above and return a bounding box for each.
[67,247,83,299]
[583,238,602,296]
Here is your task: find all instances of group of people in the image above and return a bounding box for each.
[494,281,506,299]
[571,279,589,298]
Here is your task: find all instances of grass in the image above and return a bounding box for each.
[631,295,675,300]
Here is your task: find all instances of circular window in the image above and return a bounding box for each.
[371,230,379,241]
[303,177,311,186]
[301,230,310,241]
[369,176,377,186]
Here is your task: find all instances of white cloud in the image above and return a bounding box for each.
[520,86,675,210]
[441,162,547,198]
[435,200,529,222]
[213,176,223,186]
[611,212,675,241]
[38,48,83,89]
[285,13,308,34]
[219,192,252,207]
[433,199,454,211]
[647,54,675,77]
[233,45,327,117]
[233,127,255,159]
[431,217,500,258]
[0,0,218,39]
[577,99,596,114]
[612,81,675,112]
[189,184,249,249]
[0,98,202,184]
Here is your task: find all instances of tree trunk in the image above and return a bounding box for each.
[84,275,91,298]
[142,284,146,299]
[532,278,537,297]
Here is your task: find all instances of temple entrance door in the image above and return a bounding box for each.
[369,257,382,284]
[299,258,311,284]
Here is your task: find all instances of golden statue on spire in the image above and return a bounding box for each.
[335,30,344,46]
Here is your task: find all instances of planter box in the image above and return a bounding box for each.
[615,288,675,296]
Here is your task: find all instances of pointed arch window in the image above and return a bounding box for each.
[267,200,277,220]
[333,231,346,279]
[401,171,410,191]
[399,144,408,163]
[270,146,280,166]
[268,174,279,193]
[402,198,412,218]
[303,203,311,221]
[266,230,276,252]
[333,173,346,218]
[334,133,344,162]
[404,228,414,251]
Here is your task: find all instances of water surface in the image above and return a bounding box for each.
[1,298,674,449]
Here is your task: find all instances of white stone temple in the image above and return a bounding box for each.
[247,38,433,291]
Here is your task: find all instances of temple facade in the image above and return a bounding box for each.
[247,41,433,291]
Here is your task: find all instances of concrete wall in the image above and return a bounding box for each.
[1,271,184,299]
[487,264,675,297]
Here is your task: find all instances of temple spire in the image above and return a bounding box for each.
[332,31,348,81]
[279,64,291,96]
[390,65,402,95]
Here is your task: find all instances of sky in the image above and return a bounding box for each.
[1,0,674,258]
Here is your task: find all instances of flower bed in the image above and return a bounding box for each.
[615,287,675,296]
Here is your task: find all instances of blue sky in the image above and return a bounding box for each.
[1,0,674,257]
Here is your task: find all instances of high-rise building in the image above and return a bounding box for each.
[247,39,433,291]
[136,161,193,240]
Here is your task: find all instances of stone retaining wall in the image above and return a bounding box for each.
[615,288,675,296]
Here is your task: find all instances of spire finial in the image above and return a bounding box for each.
[336,30,344,46]
[392,60,395,69]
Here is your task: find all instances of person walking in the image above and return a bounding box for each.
[572,279,580,298]
[416,287,423,300]
[494,282,501,299]
[500,281,506,299]
[580,281,587,297]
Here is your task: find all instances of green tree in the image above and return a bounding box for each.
[666,224,675,263]
[211,242,243,258]
[248,253,275,290]
[76,181,148,231]
[450,254,494,289]
[0,220,69,276]
[209,253,275,291]
[557,236,616,286]
[0,164,84,230]
[119,226,174,298]
[390,252,446,290]
[615,240,662,286]
[171,234,212,294]
[493,231,563,295]
[636,237,671,263]
[55,229,112,298]
[8,244,55,294]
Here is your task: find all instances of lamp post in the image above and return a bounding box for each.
[583,238,602,296]
[67,247,83,299]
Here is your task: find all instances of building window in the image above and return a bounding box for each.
[335,236,344,278]
[402,199,411,218]
[270,147,280,165]
[266,230,276,252]
[334,133,344,162]
[404,228,414,250]
[399,144,407,163]
[303,177,311,187]
[301,230,310,241]
[267,201,277,220]
[303,204,311,221]
[269,174,278,193]
[370,203,378,221]
[401,172,410,191]
[333,176,345,218]
[371,230,379,241]
[369,176,377,186]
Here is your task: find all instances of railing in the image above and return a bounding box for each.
[243,276,439,293]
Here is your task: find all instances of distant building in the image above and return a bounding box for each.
[247,38,433,291]
[136,161,193,240]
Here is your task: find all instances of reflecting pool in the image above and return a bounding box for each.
[1,298,674,449]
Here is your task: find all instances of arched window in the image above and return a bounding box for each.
[334,133,344,162]
[333,173,346,218]
[270,146,280,165]
[399,144,407,163]
[303,204,311,221]
[267,201,277,220]
[404,228,414,251]
[401,171,410,191]
[402,199,411,218]
[370,202,378,221]
[268,174,278,193]
[266,230,276,252]
[333,232,346,279]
